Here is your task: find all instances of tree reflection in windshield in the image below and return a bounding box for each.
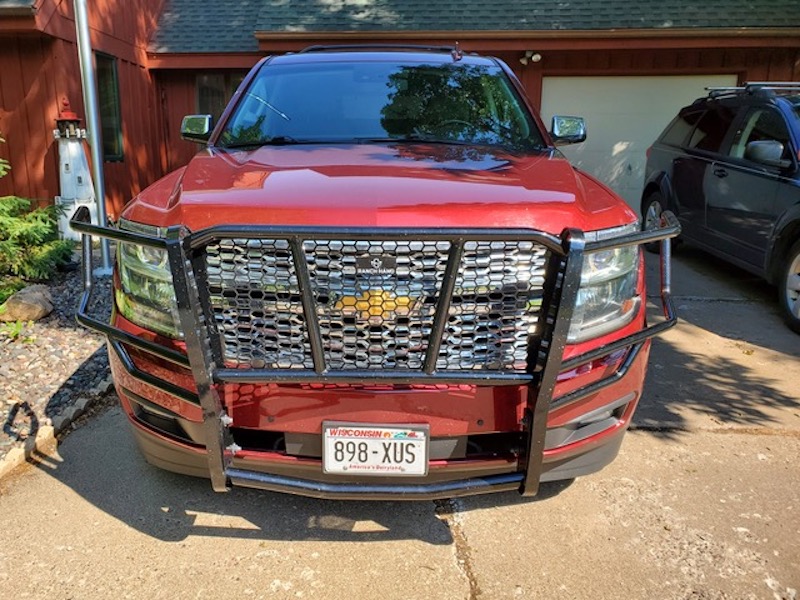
[218,60,544,152]
[380,64,536,150]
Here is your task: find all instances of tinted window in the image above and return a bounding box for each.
[729,107,792,161]
[218,61,544,152]
[687,105,737,153]
[659,110,703,146]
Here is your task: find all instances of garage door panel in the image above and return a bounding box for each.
[541,75,738,211]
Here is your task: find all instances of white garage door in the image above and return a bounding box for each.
[540,75,737,212]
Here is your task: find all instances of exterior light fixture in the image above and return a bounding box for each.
[519,50,543,66]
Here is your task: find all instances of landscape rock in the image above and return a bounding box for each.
[0,285,54,322]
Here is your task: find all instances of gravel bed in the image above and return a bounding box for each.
[1,263,115,463]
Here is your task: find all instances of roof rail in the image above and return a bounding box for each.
[745,81,800,88]
[299,44,458,54]
[706,82,800,99]
[706,86,745,97]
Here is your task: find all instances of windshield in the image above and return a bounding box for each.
[217,60,546,152]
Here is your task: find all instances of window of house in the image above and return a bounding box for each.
[96,53,123,162]
[197,72,247,123]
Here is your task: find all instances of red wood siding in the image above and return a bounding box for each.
[0,35,164,216]
[155,66,261,173]
[0,35,70,208]
[156,71,202,173]
[0,0,166,217]
[36,0,164,66]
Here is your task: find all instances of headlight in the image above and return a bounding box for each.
[568,224,641,343]
[116,238,182,339]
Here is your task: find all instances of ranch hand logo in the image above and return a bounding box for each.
[356,255,396,275]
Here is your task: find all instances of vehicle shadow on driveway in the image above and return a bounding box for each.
[638,247,800,436]
[27,406,571,544]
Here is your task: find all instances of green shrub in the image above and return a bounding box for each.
[0,276,25,303]
[0,136,75,304]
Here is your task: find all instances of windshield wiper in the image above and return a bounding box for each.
[356,135,549,153]
[245,92,290,121]
[221,136,303,149]
[356,135,473,146]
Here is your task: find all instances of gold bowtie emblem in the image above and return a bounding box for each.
[335,290,416,319]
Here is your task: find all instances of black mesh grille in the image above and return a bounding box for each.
[306,239,450,370]
[441,241,548,371]
[203,237,550,373]
[206,239,312,369]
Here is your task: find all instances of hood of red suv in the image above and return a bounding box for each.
[122,143,635,234]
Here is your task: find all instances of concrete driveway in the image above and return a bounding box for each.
[0,247,798,600]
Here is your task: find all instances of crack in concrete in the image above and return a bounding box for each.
[434,498,482,600]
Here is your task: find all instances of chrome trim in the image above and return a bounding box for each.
[118,218,169,239]
[227,469,524,501]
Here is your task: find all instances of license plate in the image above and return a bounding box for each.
[322,422,429,476]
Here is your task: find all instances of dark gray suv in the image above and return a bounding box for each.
[642,83,800,333]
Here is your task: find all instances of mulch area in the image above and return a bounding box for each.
[0,265,115,463]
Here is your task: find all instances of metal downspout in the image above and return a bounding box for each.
[73,0,112,274]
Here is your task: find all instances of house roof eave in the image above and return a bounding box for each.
[254,27,800,52]
[147,52,263,70]
[0,3,35,33]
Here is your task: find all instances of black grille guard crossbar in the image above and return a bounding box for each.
[71,206,679,498]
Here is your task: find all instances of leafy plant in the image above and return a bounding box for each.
[0,319,35,343]
[0,136,75,304]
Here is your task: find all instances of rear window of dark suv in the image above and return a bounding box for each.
[686,104,738,153]
[659,110,704,146]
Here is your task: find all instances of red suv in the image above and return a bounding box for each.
[73,46,678,500]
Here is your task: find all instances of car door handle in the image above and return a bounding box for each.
[713,167,728,178]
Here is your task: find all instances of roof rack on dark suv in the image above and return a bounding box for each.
[706,82,800,99]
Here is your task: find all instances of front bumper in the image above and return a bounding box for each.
[72,207,679,499]
[125,411,627,501]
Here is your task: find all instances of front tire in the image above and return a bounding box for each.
[779,240,800,334]
[641,193,665,254]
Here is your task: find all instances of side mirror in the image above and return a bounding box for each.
[550,115,587,146]
[744,140,792,169]
[180,114,212,143]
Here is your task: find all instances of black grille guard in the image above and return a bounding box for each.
[71,206,680,498]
